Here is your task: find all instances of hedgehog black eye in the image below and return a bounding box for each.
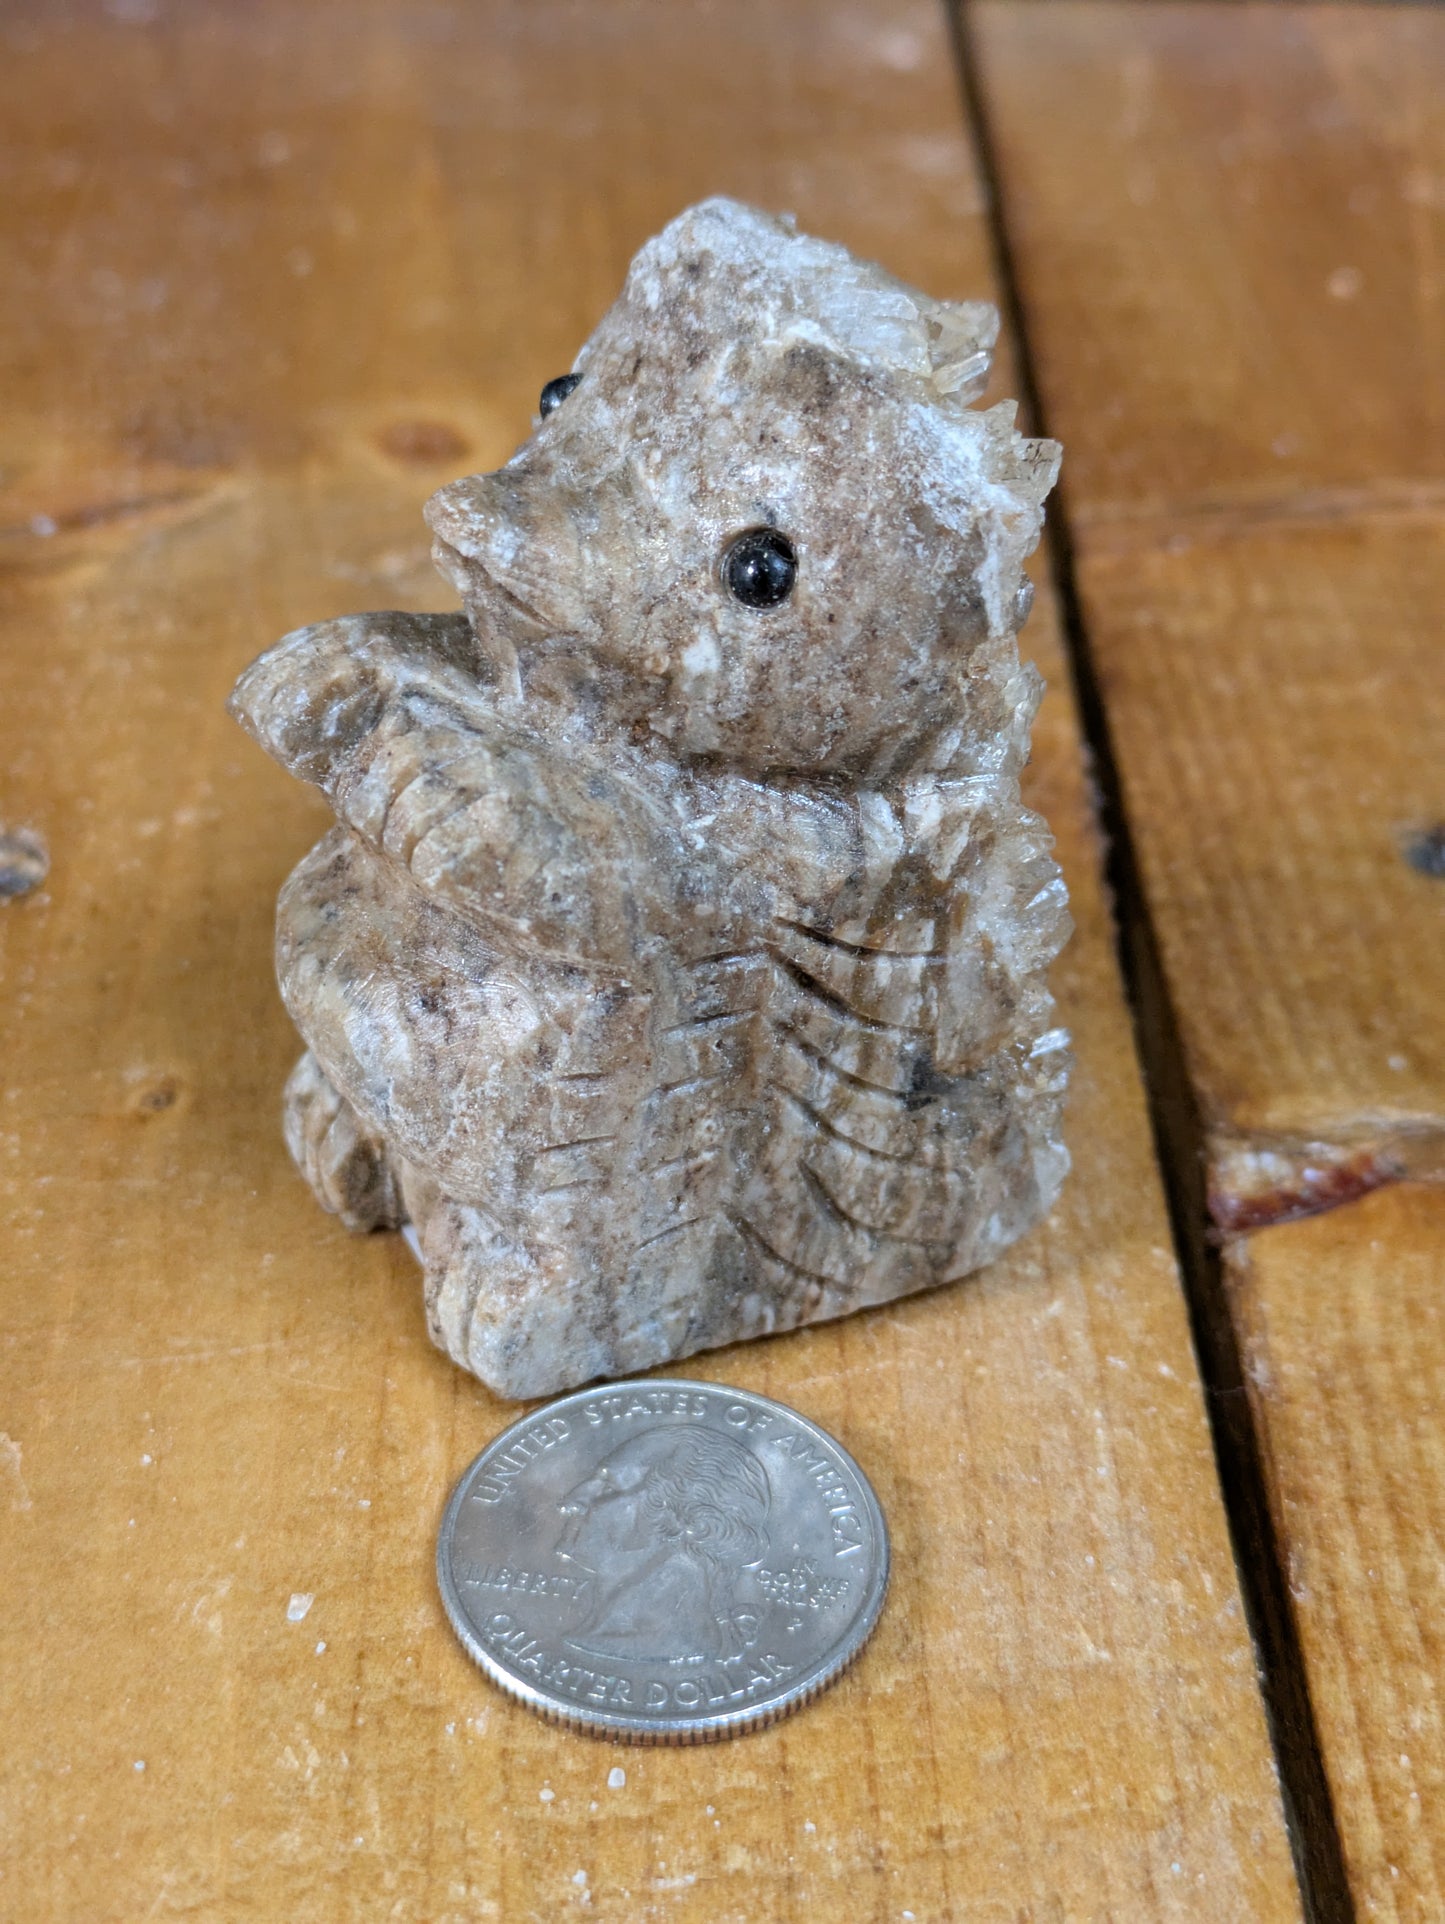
[539,373,582,419]
[722,528,796,610]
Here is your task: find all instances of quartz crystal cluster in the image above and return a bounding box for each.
[230,199,1071,1398]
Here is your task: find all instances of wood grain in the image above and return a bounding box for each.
[1073,522,1445,1151]
[970,1,1445,524]
[0,3,1299,1919]
[972,4,1445,1914]
[1227,1188,1445,1922]
[972,0,1445,1154]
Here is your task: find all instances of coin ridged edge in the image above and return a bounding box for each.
[435,1380,890,1743]
[440,1565,890,1747]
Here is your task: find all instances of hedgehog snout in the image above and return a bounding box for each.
[425,473,586,634]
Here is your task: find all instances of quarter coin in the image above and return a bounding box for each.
[436,1379,889,1743]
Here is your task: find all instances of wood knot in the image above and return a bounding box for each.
[133,1075,182,1117]
[378,420,472,466]
[1403,823,1445,879]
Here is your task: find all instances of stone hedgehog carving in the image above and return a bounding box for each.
[230,199,1071,1399]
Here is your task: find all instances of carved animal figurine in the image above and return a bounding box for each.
[231,199,1071,1399]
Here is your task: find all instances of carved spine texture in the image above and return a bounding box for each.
[230,200,1071,1399]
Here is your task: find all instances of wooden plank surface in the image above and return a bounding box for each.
[972,4,1445,1914]
[1064,522,1445,1156]
[1226,1187,1445,1921]
[970,1,1445,520]
[0,2,1305,1919]
[972,0,1445,1152]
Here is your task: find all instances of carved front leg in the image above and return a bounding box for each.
[229,611,684,969]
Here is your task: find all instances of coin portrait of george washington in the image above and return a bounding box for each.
[556,1426,771,1665]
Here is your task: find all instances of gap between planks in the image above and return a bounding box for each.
[945,2,1357,1918]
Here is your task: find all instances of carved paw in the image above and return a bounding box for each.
[416,1196,615,1399]
[282,1050,403,1232]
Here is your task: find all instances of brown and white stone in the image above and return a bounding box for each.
[230,199,1071,1399]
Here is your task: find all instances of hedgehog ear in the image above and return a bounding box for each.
[922,298,999,406]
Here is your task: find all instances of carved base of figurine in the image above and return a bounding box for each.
[283,1023,1067,1402]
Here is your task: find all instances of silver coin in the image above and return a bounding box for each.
[436,1379,889,1743]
